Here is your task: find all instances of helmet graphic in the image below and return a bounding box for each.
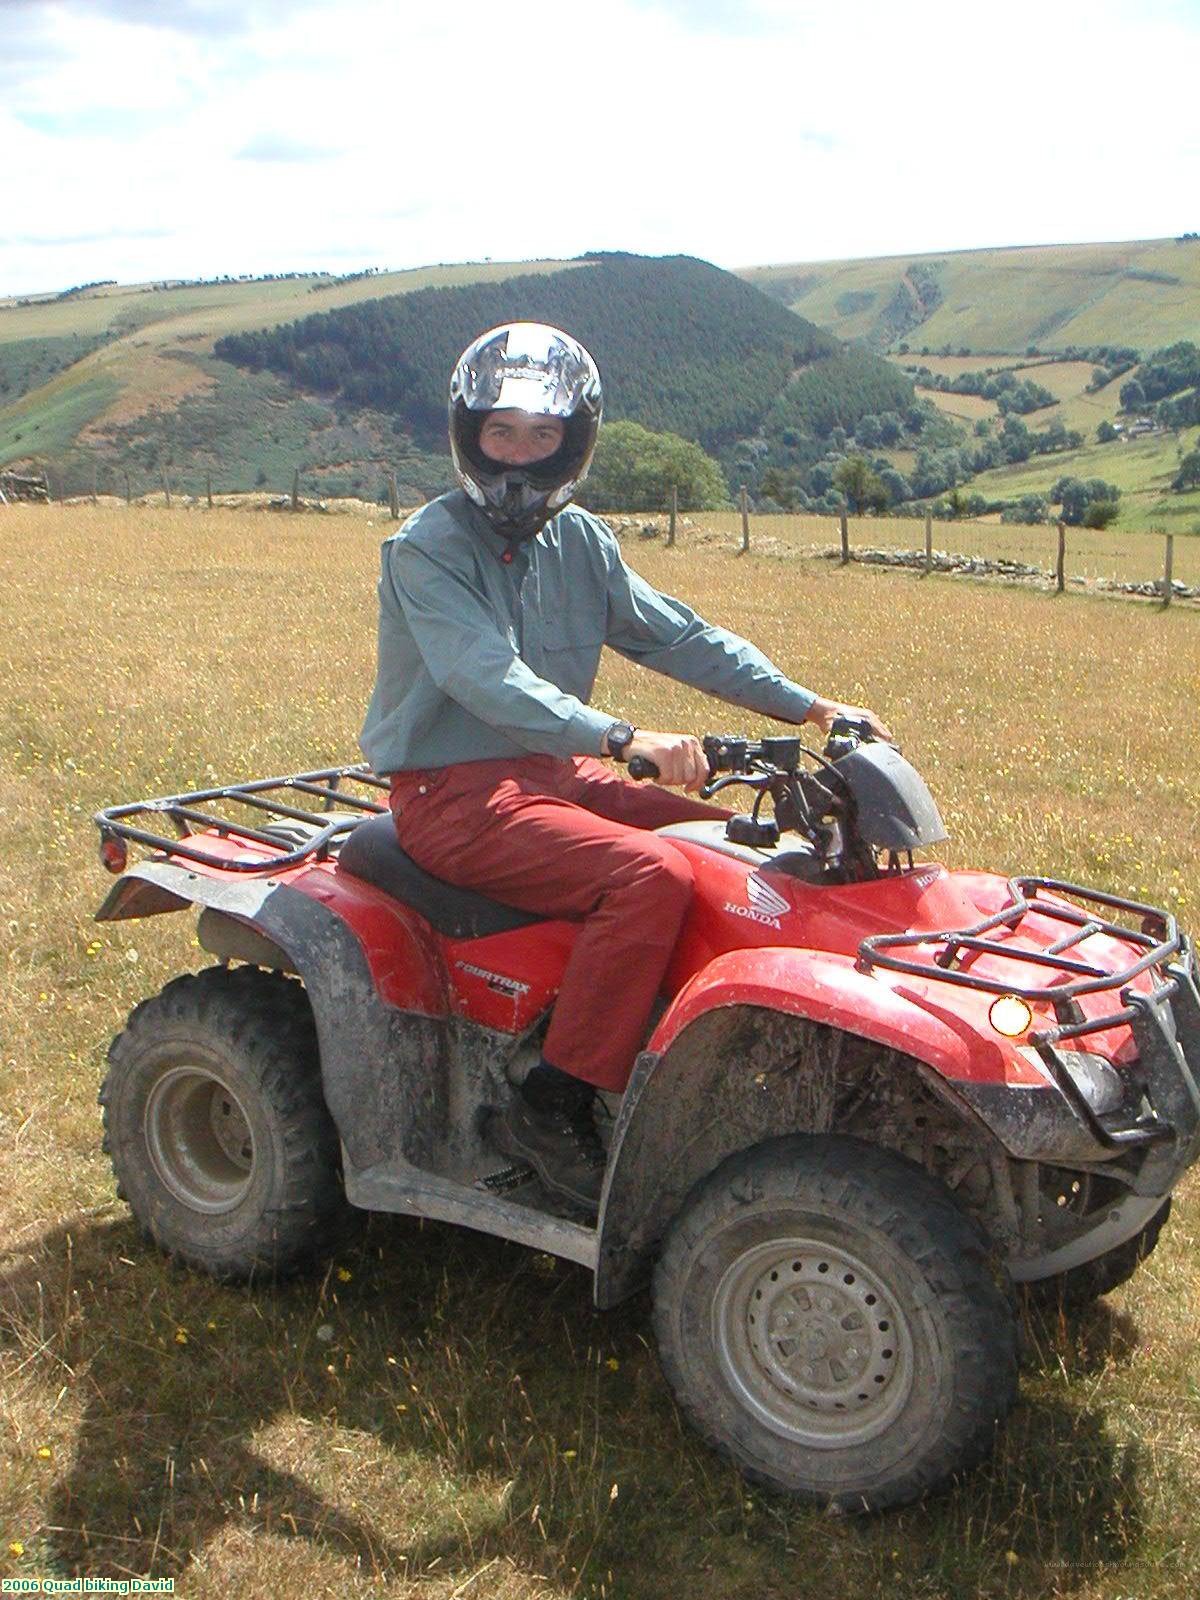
[448,322,603,542]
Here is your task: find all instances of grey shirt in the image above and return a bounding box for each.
[359,490,817,775]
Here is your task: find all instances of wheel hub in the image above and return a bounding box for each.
[144,1065,255,1215]
[713,1236,915,1449]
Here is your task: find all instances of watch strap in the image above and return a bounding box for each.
[605,721,636,759]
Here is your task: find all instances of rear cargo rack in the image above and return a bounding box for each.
[858,876,1181,1044]
[94,764,389,875]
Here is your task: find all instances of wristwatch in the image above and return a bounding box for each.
[605,721,637,761]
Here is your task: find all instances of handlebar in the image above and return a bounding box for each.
[627,755,660,781]
[623,718,878,787]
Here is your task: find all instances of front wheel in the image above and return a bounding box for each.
[652,1135,1017,1512]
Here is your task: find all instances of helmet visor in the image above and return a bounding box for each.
[460,324,597,418]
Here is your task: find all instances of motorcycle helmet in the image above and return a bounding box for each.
[448,322,603,542]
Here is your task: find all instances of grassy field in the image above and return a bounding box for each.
[1,505,1198,1600]
[865,345,1172,528]
[967,427,1200,534]
[868,345,1197,531]
[921,388,999,426]
[894,355,1130,438]
[744,238,1200,354]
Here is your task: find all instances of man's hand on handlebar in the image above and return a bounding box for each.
[622,732,710,791]
[803,697,893,743]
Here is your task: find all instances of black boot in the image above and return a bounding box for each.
[492,1061,606,1210]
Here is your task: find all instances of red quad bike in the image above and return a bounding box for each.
[93,720,1200,1511]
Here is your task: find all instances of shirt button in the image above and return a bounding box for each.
[418,785,427,795]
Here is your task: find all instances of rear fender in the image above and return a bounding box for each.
[96,862,448,1169]
[593,948,1099,1308]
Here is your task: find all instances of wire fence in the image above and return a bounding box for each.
[682,509,1200,598]
[9,464,1197,605]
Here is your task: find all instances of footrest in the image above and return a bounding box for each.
[476,1162,536,1196]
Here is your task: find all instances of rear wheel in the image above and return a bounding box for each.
[652,1134,1017,1511]
[100,966,346,1280]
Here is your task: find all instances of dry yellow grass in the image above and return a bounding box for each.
[891,354,1026,377]
[920,388,999,424]
[1,504,1198,1599]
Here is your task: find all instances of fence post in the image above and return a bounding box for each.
[1162,532,1174,607]
[839,511,849,565]
[388,472,400,519]
[667,486,677,548]
[924,511,933,574]
[291,467,300,511]
[740,484,750,553]
[90,462,98,505]
[206,470,213,509]
[1056,522,1066,593]
[124,469,132,506]
[162,468,171,509]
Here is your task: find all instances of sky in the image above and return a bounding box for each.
[3,0,1199,297]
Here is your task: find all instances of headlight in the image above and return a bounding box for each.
[1058,1050,1127,1115]
[989,995,1033,1037]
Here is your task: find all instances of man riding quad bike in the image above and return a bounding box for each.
[91,326,1200,1512]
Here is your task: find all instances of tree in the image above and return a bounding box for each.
[999,415,1032,463]
[579,420,728,513]
[1173,449,1200,490]
[1119,378,1146,412]
[1083,499,1119,528]
[879,467,911,505]
[1051,476,1121,525]
[1001,493,1049,524]
[760,467,806,509]
[1096,419,1119,443]
[833,455,888,513]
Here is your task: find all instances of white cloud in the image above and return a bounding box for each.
[1,0,1197,295]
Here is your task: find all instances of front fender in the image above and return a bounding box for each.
[95,862,447,1169]
[593,949,1100,1309]
[648,946,1042,1087]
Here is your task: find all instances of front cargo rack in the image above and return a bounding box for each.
[858,876,1183,1047]
[94,764,389,875]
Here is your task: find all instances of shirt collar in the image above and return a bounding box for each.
[453,489,548,568]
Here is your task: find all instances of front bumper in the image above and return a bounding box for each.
[860,880,1200,1193]
[952,939,1200,1187]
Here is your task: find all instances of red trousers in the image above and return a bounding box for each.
[389,755,730,1092]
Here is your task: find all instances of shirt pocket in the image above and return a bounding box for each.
[534,612,607,698]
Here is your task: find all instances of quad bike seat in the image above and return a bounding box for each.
[337,812,545,940]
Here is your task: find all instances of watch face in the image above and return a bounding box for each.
[609,722,634,754]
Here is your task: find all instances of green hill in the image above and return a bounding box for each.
[2,254,915,505]
[743,238,1200,355]
[19,237,1196,524]
[214,254,914,457]
[0,261,582,496]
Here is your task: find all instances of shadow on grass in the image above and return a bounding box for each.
[0,1213,1155,1600]
[1020,1291,1142,1378]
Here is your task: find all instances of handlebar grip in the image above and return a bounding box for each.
[829,714,875,741]
[627,756,660,781]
